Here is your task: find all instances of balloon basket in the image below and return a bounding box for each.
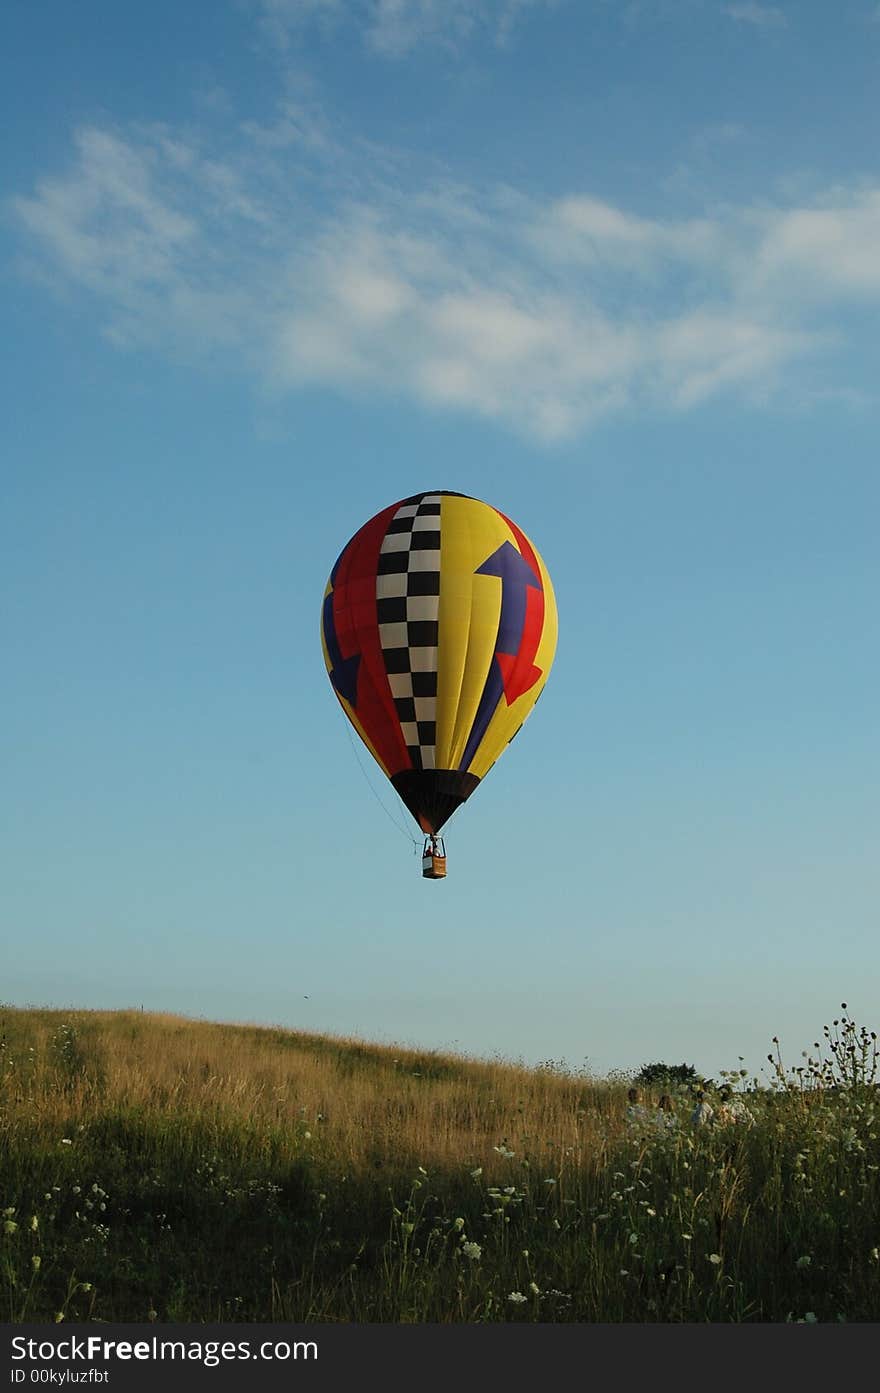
[422,837,447,879]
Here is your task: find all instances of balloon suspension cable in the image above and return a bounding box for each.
[339,708,419,849]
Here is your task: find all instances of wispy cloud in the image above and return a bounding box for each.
[722,3,788,28]
[10,116,878,440]
[748,191,880,298]
[258,0,344,51]
[257,0,558,56]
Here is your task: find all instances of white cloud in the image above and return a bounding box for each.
[652,311,808,407]
[257,0,558,56]
[258,0,344,50]
[13,128,196,296]
[366,0,476,55]
[722,3,787,28]
[11,126,273,360]
[10,116,880,441]
[527,195,725,274]
[748,191,880,298]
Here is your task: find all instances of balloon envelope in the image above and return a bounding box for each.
[321,491,557,834]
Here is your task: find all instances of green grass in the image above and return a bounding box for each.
[1,1006,878,1322]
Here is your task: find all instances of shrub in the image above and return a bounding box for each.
[634,1061,698,1089]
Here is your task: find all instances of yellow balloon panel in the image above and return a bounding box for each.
[435,495,558,778]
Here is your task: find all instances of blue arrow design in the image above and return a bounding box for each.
[476,541,540,656]
[323,590,360,706]
[458,542,541,771]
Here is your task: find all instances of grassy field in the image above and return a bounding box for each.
[1,1005,878,1322]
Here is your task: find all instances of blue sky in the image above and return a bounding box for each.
[3,0,878,1081]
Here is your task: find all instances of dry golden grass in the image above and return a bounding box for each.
[2,1007,616,1178]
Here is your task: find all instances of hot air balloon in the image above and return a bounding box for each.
[321,491,557,877]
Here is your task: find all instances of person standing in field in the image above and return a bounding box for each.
[655,1094,678,1130]
[690,1090,714,1127]
[626,1087,650,1128]
[716,1087,755,1127]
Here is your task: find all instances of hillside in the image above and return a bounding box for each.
[1,1007,878,1322]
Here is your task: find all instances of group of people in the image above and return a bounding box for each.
[625,1087,678,1133]
[626,1085,755,1132]
[693,1086,756,1128]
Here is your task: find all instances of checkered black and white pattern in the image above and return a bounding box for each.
[376,495,441,771]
